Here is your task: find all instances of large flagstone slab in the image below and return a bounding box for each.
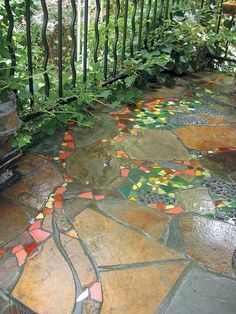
[73,208,182,266]
[97,199,169,239]
[175,187,215,214]
[122,130,190,162]
[0,196,35,245]
[100,262,187,314]
[4,162,63,210]
[60,234,96,288]
[162,267,236,314]
[180,216,236,275]
[175,126,236,152]
[12,238,75,313]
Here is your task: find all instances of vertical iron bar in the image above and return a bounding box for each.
[113,0,120,77]
[4,0,16,77]
[83,0,89,82]
[225,13,235,58]
[153,0,158,29]
[165,0,170,19]
[138,0,144,50]
[144,0,151,50]
[201,0,205,9]
[58,0,63,97]
[159,0,165,22]
[104,0,110,80]
[70,0,77,87]
[94,0,101,63]
[40,0,50,97]
[216,0,224,34]
[122,0,129,61]
[130,0,137,58]
[25,0,34,99]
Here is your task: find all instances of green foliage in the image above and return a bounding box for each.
[0,0,235,149]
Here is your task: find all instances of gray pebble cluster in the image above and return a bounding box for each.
[202,177,236,201]
[167,115,206,125]
[138,190,176,205]
[193,105,224,117]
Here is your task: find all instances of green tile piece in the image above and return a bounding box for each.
[118,183,133,199]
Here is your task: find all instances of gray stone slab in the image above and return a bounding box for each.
[123,129,191,162]
[175,187,216,214]
[160,268,236,314]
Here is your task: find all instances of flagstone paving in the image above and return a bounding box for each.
[0,70,236,313]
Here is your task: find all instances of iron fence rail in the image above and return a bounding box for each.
[1,0,227,103]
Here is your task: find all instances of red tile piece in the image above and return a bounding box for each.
[120,169,129,177]
[157,203,165,211]
[117,122,126,128]
[30,229,51,243]
[55,187,67,194]
[12,244,23,254]
[64,133,73,142]
[166,206,184,215]
[67,142,75,149]
[54,201,63,209]
[29,220,41,232]
[173,170,184,176]
[15,249,27,266]
[42,207,53,215]
[25,242,38,254]
[64,173,74,181]
[89,282,103,302]
[78,192,94,199]
[116,150,129,158]
[115,136,125,143]
[53,194,63,202]
[59,152,71,160]
[94,195,105,201]
[0,249,6,260]
[185,169,195,176]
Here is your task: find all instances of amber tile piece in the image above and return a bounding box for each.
[101,262,187,314]
[175,126,236,152]
[12,238,75,313]
[73,209,182,266]
[98,199,169,239]
[60,234,96,288]
[4,162,63,210]
[0,196,35,245]
[180,216,236,275]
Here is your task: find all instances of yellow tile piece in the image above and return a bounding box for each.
[36,213,44,220]
[45,201,53,208]
[195,170,202,176]
[137,182,142,188]
[129,196,137,202]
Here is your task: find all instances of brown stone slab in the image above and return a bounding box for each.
[101,262,187,314]
[12,238,75,313]
[180,216,236,274]
[60,234,96,288]
[0,196,35,245]
[18,156,48,176]
[4,162,63,210]
[97,199,169,238]
[123,130,190,162]
[73,209,182,266]
[175,126,236,152]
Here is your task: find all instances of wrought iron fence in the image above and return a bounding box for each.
[1,0,229,103]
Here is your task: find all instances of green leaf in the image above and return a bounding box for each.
[124,75,136,88]
[40,118,58,135]
[11,134,32,148]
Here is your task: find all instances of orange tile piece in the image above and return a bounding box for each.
[157,203,165,211]
[166,207,184,215]
[42,207,53,215]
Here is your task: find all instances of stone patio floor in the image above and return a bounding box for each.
[0,70,236,313]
